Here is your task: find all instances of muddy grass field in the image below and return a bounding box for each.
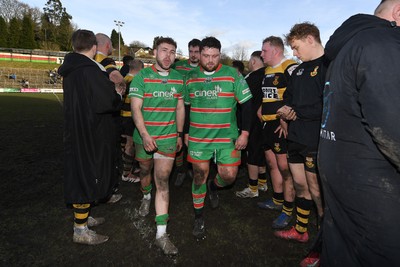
[0,93,318,267]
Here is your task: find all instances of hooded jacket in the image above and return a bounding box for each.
[319,14,400,267]
[59,52,122,204]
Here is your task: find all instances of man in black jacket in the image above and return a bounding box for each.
[59,29,124,245]
[235,51,268,199]
[319,0,400,266]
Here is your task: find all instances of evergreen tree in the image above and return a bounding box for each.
[43,0,71,26]
[111,29,118,48]
[43,0,72,49]
[120,32,124,46]
[57,13,73,51]
[0,16,8,47]
[111,29,125,48]
[41,13,56,47]
[20,15,36,49]
[7,17,21,48]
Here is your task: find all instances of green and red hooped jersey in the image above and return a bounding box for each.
[128,65,184,145]
[173,59,198,77]
[185,63,252,150]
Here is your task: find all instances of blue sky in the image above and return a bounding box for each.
[28,0,379,59]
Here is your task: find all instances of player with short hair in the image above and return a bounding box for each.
[171,38,201,186]
[256,36,297,230]
[129,37,185,255]
[185,36,253,239]
[274,23,327,244]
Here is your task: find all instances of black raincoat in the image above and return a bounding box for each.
[59,52,122,204]
[319,14,400,266]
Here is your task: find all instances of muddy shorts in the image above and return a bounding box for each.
[135,143,176,161]
[187,146,241,166]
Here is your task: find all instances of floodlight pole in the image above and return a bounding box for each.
[114,20,125,66]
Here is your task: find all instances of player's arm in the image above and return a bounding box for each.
[278,64,298,121]
[109,69,126,95]
[358,47,400,170]
[236,99,252,150]
[175,98,185,152]
[131,97,157,152]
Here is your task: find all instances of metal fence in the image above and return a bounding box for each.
[0,67,62,89]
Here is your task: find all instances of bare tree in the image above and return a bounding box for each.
[129,40,147,48]
[231,44,248,61]
[0,0,28,21]
[29,6,43,25]
[220,50,232,65]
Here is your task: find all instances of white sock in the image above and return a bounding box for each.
[143,193,151,200]
[156,225,167,239]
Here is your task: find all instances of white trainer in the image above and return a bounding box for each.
[235,187,259,198]
[139,198,151,217]
[87,216,105,227]
[258,183,268,192]
[73,227,109,245]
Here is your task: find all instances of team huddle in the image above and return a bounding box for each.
[60,1,400,266]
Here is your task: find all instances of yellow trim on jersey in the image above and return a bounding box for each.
[121,110,131,117]
[262,114,279,121]
[94,53,117,70]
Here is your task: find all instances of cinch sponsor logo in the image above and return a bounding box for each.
[194,85,222,98]
[153,91,174,98]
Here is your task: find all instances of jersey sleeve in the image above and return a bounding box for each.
[128,71,144,99]
[234,71,252,104]
[100,57,118,76]
[282,62,298,106]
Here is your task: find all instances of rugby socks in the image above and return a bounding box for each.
[141,184,152,199]
[73,203,90,229]
[213,174,228,188]
[248,178,258,193]
[295,197,313,233]
[120,137,126,152]
[155,214,169,238]
[175,150,184,169]
[122,152,134,176]
[258,172,268,188]
[192,182,206,218]
[272,192,284,206]
[282,200,294,217]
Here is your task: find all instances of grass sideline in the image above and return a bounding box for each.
[0,93,63,123]
[0,61,61,70]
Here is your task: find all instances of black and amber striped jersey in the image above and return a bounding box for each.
[95,53,118,77]
[120,74,134,117]
[261,59,298,121]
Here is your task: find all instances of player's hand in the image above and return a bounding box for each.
[116,83,126,96]
[277,105,297,121]
[274,120,288,138]
[142,133,157,153]
[235,131,249,150]
[176,136,183,152]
